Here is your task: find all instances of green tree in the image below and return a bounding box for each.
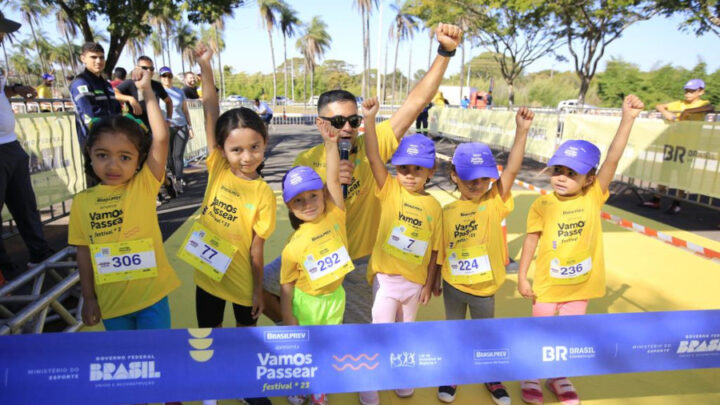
[389,1,418,103]
[552,0,656,104]
[175,22,198,74]
[296,16,332,102]
[354,0,378,99]
[14,0,51,73]
[44,0,247,75]
[279,4,301,100]
[655,0,720,37]
[259,0,285,105]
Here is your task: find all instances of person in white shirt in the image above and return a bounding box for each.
[253,98,273,125]
[0,12,54,284]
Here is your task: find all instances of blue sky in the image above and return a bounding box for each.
[2,1,719,78]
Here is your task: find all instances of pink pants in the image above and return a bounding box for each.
[371,273,423,323]
[532,300,588,317]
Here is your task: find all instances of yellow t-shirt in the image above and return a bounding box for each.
[194,149,277,306]
[68,165,181,319]
[368,176,443,285]
[526,181,609,303]
[36,83,52,99]
[665,99,711,121]
[280,200,350,296]
[439,183,514,296]
[293,120,398,259]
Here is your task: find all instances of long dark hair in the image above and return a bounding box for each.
[83,116,151,183]
[215,107,269,175]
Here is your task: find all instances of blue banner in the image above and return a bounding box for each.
[1,310,719,404]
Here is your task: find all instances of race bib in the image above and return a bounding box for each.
[383,224,430,264]
[302,238,354,290]
[90,239,158,285]
[447,244,493,284]
[177,222,238,282]
[550,250,593,285]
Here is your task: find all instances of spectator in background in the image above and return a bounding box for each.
[110,67,126,89]
[115,56,172,128]
[486,90,493,108]
[1,11,55,285]
[433,91,447,108]
[461,96,470,109]
[159,66,192,194]
[182,72,200,99]
[36,73,54,99]
[643,78,715,214]
[254,97,273,125]
[69,42,122,147]
[416,102,433,135]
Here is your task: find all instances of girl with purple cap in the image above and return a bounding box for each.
[359,97,443,403]
[279,119,351,405]
[517,95,645,405]
[435,107,535,405]
[180,45,276,405]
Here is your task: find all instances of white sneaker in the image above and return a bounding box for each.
[287,394,306,405]
[395,388,414,398]
[358,391,379,405]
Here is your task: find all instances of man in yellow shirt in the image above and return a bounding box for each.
[36,73,54,99]
[262,23,463,325]
[644,79,715,214]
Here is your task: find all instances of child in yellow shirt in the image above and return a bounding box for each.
[179,44,277,405]
[435,107,535,404]
[68,68,180,330]
[517,95,645,405]
[280,119,351,405]
[360,97,443,404]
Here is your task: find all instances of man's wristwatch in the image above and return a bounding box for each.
[437,45,456,57]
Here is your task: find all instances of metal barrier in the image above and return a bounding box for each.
[0,247,82,335]
[10,98,75,114]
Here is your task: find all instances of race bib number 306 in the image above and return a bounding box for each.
[177,222,238,282]
[90,239,158,285]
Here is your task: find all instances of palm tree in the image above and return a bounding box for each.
[149,32,165,67]
[279,4,300,101]
[389,1,418,103]
[296,17,331,103]
[175,22,198,74]
[127,33,148,66]
[212,18,227,100]
[259,0,285,105]
[149,7,175,70]
[354,0,378,99]
[14,0,50,73]
[56,8,79,71]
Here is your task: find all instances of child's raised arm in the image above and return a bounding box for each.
[361,97,387,189]
[498,106,533,200]
[318,120,344,211]
[136,68,169,182]
[194,43,219,152]
[596,94,644,193]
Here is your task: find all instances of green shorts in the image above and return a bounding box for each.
[292,286,346,326]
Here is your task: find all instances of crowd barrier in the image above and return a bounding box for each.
[1,310,718,404]
[429,107,720,203]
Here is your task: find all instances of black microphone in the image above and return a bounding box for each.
[339,139,352,199]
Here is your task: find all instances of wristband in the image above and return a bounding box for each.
[437,45,456,57]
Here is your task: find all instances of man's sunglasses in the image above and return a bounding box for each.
[319,115,363,129]
[139,66,155,72]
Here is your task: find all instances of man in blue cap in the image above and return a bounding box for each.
[645,78,715,214]
[36,73,54,99]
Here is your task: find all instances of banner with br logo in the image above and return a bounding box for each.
[1,310,718,404]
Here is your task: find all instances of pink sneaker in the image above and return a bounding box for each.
[546,378,580,405]
[310,393,327,405]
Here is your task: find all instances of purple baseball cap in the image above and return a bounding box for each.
[282,166,324,203]
[548,140,601,175]
[158,66,172,76]
[684,78,705,91]
[42,73,54,81]
[452,142,499,180]
[391,134,436,169]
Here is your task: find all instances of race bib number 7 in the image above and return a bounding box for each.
[384,225,430,264]
[177,222,238,282]
[90,238,158,285]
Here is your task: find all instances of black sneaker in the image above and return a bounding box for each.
[241,397,272,405]
[665,202,681,215]
[485,382,510,405]
[28,248,57,267]
[437,385,457,403]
